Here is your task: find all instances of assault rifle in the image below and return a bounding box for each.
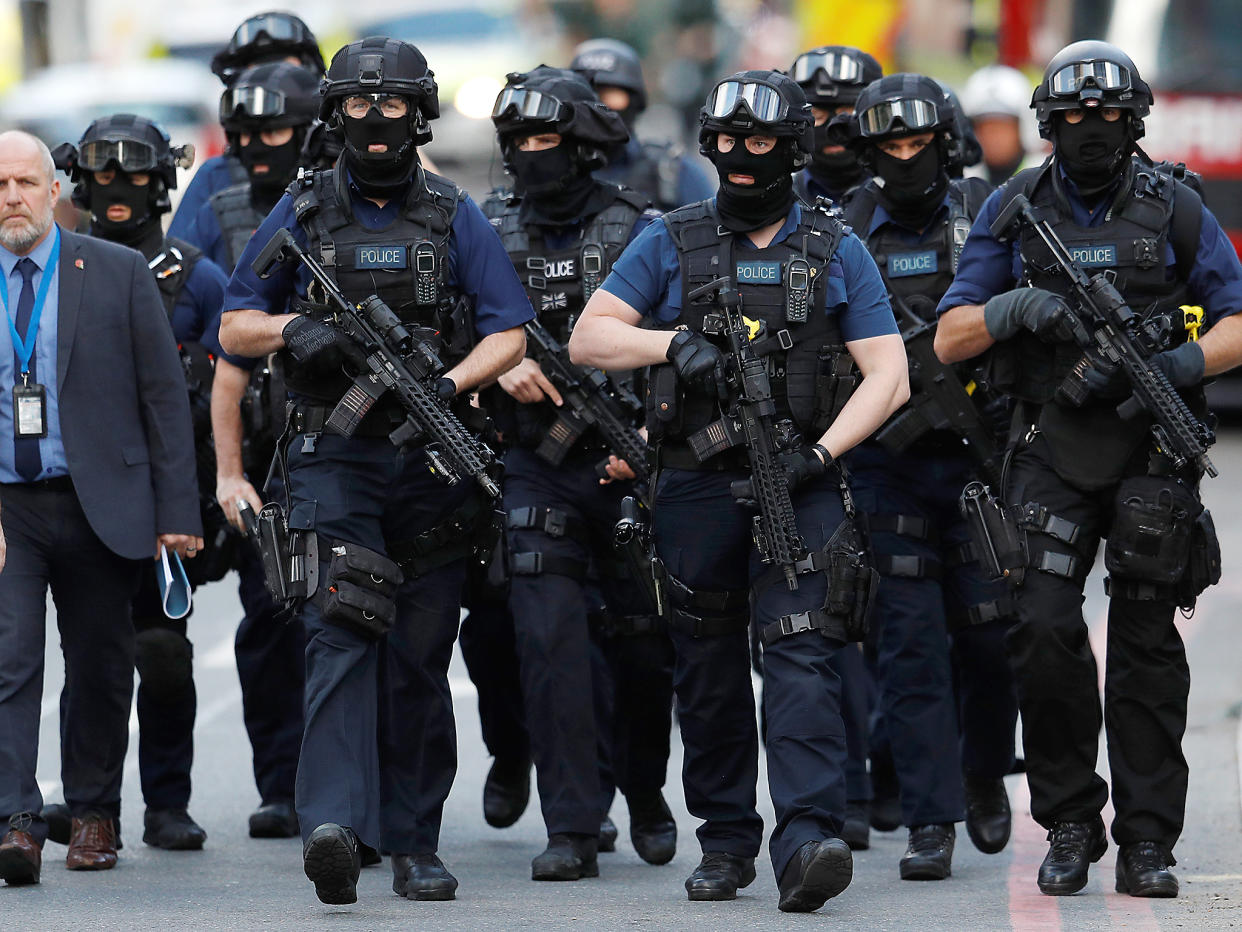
[990,193,1217,478]
[523,317,651,483]
[694,276,807,590]
[877,292,1002,487]
[253,228,501,498]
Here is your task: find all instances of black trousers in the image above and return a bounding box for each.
[0,482,141,844]
[1006,435,1191,849]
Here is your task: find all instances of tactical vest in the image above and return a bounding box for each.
[283,164,468,402]
[994,158,1206,486]
[148,236,203,320]
[209,183,265,274]
[652,200,852,468]
[613,141,682,212]
[482,183,647,451]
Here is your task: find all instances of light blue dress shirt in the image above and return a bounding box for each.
[0,224,65,481]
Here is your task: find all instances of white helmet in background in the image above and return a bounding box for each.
[962,64,1044,156]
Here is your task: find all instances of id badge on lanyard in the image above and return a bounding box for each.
[13,377,46,438]
[4,229,59,441]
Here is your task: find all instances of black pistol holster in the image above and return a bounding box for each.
[253,501,320,606]
[959,480,1027,586]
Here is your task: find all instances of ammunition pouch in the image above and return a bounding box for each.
[319,541,405,640]
[645,363,682,440]
[757,518,878,645]
[1177,507,1221,609]
[1104,476,1198,600]
[664,575,749,638]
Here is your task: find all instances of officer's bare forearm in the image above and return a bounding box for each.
[934,304,994,364]
[210,359,251,480]
[817,333,910,458]
[443,326,526,392]
[219,308,298,357]
[1198,312,1242,376]
[570,291,675,369]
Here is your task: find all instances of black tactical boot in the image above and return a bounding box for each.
[249,800,299,839]
[899,823,955,880]
[841,800,871,851]
[684,851,756,901]
[532,834,599,881]
[392,853,458,900]
[1037,819,1107,895]
[777,839,853,912]
[627,792,676,865]
[483,757,531,829]
[143,808,207,850]
[1115,842,1178,898]
[963,774,1011,854]
[597,816,618,852]
[303,823,360,905]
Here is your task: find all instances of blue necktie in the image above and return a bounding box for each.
[13,257,41,481]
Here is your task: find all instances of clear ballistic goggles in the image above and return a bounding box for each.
[858,97,939,137]
[1049,60,1131,97]
[791,50,865,86]
[78,139,158,173]
[707,80,788,124]
[220,85,289,123]
[232,14,307,47]
[491,86,563,122]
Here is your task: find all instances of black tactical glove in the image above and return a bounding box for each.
[1150,341,1205,388]
[434,376,457,403]
[1081,357,1128,399]
[667,330,724,384]
[983,288,1074,341]
[282,316,341,364]
[780,443,832,493]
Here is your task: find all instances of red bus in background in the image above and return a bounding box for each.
[999,0,1242,254]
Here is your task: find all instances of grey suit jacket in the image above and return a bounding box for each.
[56,228,202,559]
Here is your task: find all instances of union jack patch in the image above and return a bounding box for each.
[541,292,568,312]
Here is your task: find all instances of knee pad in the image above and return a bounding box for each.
[134,628,194,701]
[319,541,404,640]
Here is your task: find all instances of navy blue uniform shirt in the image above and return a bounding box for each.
[938,164,1242,326]
[177,196,242,272]
[169,251,249,368]
[223,172,535,339]
[594,137,715,209]
[601,198,898,342]
[169,154,245,241]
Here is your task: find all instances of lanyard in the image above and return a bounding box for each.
[1,226,60,377]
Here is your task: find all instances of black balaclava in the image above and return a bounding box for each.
[88,172,160,249]
[713,137,796,233]
[509,138,603,226]
[872,141,948,229]
[1053,111,1131,195]
[343,108,419,198]
[809,122,867,195]
[238,129,303,209]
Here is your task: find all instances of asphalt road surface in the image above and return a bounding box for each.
[11,431,1242,930]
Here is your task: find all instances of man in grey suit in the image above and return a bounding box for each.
[0,131,203,885]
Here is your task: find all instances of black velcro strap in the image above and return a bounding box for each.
[867,513,933,541]
[1104,576,1179,602]
[875,554,943,580]
[1028,545,1086,583]
[753,549,832,593]
[507,506,589,544]
[1020,503,1083,547]
[665,575,749,615]
[510,551,588,580]
[666,612,749,638]
[964,594,1017,627]
[946,541,978,568]
[761,609,849,645]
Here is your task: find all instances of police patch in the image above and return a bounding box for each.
[355,244,408,269]
[1068,244,1117,267]
[887,251,938,278]
[736,260,782,284]
[544,258,577,280]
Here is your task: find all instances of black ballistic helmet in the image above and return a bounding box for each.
[699,70,815,167]
[492,66,629,172]
[321,37,440,147]
[219,62,320,145]
[847,73,967,171]
[53,113,193,214]
[1032,39,1153,140]
[211,11,326,86]
[791,46,883,108]
[570,38,648,113]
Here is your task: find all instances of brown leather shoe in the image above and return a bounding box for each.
[0,824,41,885]
[66,814,117,871]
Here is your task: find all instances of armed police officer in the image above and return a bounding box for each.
[481,66,675,880]
[790,46,883,205]
[169,11,325,237]
[570,70,908,912]
[838,74,1018,877]
[45,115,240,853]
[569,39,714,212]
[936,40,1242,898]
[218,37,531,906]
